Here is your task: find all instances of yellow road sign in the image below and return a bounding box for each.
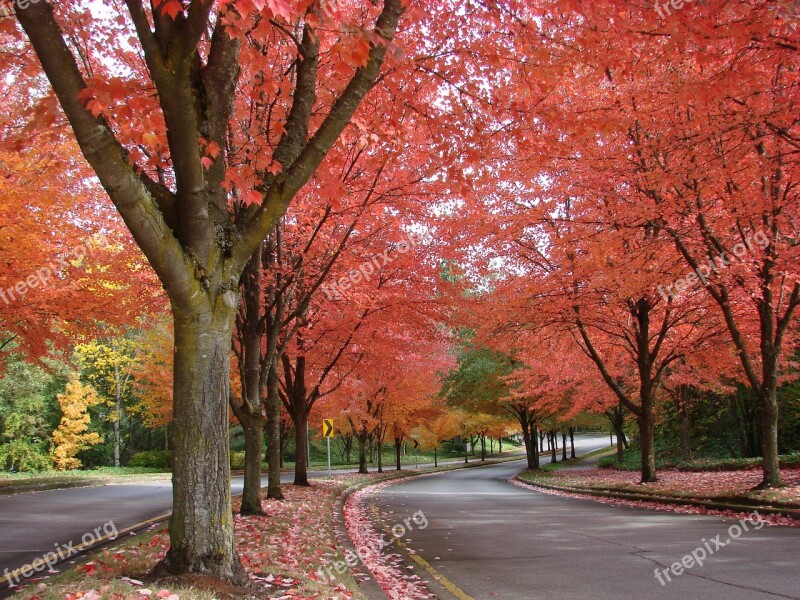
[322,419,334,438]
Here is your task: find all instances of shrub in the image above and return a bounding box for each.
[0,440,52,472]
[128,450,171,470]
[230,451,246,470]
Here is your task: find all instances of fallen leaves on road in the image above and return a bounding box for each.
[343,481,435,600]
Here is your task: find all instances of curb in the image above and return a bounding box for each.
[0,478,106,496]
[514,476,800,520]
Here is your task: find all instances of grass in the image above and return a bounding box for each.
[0,467,168,481]
[596,448,800,472]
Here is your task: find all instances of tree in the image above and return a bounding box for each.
[12,0,405,580]
[51,376,102,470]
[77,336,144,467]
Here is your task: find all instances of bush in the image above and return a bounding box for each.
[0,440,52,472]
[230,451,246,470]
[128,450,171,470]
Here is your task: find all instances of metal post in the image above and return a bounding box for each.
[327,436,331,476]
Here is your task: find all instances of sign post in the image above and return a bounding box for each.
[322,419,334,476]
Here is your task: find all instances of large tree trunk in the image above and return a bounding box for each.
[157,308,246,584]
[561,432,568,461]
[293,411,310,486]
[377,440,383,473]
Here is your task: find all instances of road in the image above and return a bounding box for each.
[0,453,521,592]
[367,444,800,600]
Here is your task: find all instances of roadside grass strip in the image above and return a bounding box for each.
[512,470,800,526]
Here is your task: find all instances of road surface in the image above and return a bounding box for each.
[367,450,800,599]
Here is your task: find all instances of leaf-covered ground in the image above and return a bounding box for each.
[11,476,376,600]
[516,467,800,526]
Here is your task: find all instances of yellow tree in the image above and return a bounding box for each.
[413,410,461,467]
[76,336,143,467]
[51,377,102,470]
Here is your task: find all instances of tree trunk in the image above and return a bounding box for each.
[394,437,402,471]
[520,413,536,470]
[638,410,657,483]
[480,435,486,461]
[499,437,502,453]
[679,386,692,462]
[156,308,246,584]
[757,384,782,488]
[240,415,265,515]
[561,432,568,461]
[293,411,310,486]
[550,431,557,463]
[265,362,284,500]
[569,427,576,458]
[358,431,369,474]
[532,426,540,469]
[463,436,469,464]
[377,441,383,473]
[434,447,438,467]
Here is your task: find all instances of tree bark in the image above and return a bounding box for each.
[157,307,246,584]
[265,362,284,500]
[639,410,657,483]
[240,415,265,515]
[561,432,568,461]
[293,411,310,486]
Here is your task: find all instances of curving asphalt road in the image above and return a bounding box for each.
[367,450,800,600]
